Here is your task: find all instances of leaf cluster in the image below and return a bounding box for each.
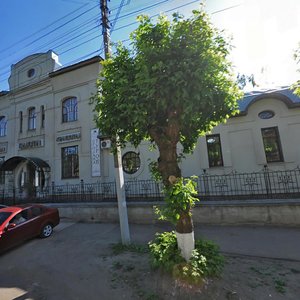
[155,177,199,225]
[91,7,243,153]
[291,43,300,96]
[148,231,225,283]
[148,231,183,271]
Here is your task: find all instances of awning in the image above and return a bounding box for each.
[0,156,50,171]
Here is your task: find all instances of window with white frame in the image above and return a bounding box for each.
[62,97,78,123]
[28,107,36,130]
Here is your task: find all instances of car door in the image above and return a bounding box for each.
[26,206,46,236]
[0,210,31,251]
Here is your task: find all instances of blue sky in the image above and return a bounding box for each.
[0,0,299,91]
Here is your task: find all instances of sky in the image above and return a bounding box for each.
[0,0,300,92]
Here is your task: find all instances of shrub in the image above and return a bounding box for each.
[195,239,225,277]
[148,231,184,271]
[149,231,224,283]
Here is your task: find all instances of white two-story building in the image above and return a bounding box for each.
[0,51,300,197]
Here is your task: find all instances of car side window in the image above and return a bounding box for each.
[30,206,43,218]
[10,212,27,225]
[0,212,11,226]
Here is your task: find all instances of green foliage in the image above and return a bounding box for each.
[173,249,208,285]
[292,43,300,96]
[148,231,184,271]
[91,7,242,153]
[236,73,257,90]
[148,160,162,182]
[195,239,225,277]
[291,81,300,97]
[249,264,291,294]
[274,279,286,294]
[154,177,199,225]
[148,231,224,283]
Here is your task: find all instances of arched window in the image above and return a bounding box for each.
[0,116,7,137]
[62,97,78,123]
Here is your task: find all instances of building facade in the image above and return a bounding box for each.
[0,51,300,197]
[0,51,107,196]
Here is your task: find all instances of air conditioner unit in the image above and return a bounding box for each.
[101,139,111,149]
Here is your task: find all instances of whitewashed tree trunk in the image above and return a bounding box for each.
[175,230,195,261]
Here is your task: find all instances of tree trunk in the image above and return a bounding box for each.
[175,211,194,234]
[175,211,194,261]
[149,116,195,261]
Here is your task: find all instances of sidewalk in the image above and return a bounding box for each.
[124,222,300,261]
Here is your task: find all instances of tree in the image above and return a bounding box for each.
[292,43,300,96]
[236,73,257,90]
[92,8,242,260]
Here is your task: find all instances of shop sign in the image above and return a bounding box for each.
[56,132,81,143]
[19,139,44,150]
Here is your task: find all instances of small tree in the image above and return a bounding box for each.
[236,73,257,90]
[292,43,300,96]
[92,8,242,259]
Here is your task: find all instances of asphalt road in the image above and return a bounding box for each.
[0,222,124,300]
[1,222,300,300]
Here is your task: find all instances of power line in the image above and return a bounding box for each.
[0,0,208,88]
[0,4,99,64]
[1,1,177,83]
[0,10,100,71]
[0,3,90,55]
[0,1,199,83]
[112,0,200,36]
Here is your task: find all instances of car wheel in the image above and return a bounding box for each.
[40,224,53,238]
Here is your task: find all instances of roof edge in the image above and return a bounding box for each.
[49,56,102,77]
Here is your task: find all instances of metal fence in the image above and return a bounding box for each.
[1,166,300,205]
[196,166,300,200]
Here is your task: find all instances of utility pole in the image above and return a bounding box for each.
[100,0,130,244]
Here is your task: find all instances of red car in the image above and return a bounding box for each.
[0,204,60,254]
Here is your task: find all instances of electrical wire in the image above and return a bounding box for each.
[0,0,242,89]
[0,3,92,55]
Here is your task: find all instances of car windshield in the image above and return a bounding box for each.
[0,212,12,226]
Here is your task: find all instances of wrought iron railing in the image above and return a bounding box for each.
[1,166,300,205]
[196,166,300,200]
